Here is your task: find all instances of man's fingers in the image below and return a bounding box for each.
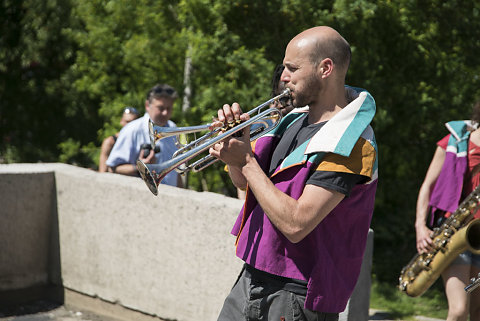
[231,103,242,121]
[209,119,224,131]
[240,112,250,122]
[222,104,234,124]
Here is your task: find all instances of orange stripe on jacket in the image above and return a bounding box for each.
[315,137,376,178]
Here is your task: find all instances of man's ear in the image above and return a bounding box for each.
[319,58,333,78]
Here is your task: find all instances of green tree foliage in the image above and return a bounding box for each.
[2,0,480,291]
[338,0,480,282]
[0,0,101,165]
[63,0,187,168]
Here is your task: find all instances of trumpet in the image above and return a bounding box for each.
[136,89,291,195]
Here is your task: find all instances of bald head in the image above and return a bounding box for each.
[290,26,351,75]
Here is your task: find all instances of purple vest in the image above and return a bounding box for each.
[429,121,473,220]
[231,134,377,312]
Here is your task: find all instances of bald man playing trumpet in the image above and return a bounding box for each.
[210,26,378,321]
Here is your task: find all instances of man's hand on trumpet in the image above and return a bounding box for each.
[209,103,253,169]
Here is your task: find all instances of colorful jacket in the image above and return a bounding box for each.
[429,120,476,216]
[231,86,378,313]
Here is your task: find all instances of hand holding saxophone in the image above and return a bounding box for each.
[399,184,480,297]
[415,223,434,254]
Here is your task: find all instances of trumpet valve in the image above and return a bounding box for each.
[222,119,241,130]
[221,119,243,137]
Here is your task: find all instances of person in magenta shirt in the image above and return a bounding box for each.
[416,102,480,321]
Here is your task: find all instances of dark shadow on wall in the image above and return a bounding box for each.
[0,172,64,316]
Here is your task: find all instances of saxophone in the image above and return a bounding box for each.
[465,272,480,293]
[398,185,480,297]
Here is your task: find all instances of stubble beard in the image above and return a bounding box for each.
[291,74,322,108]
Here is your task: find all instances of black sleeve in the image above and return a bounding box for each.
[306,171,367,196]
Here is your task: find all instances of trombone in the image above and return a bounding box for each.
[137,88,291,195]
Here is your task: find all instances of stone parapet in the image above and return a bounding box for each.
[0,163,372,321]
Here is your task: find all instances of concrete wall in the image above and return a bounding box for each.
[0,163,372,321]
[0,170,57,291]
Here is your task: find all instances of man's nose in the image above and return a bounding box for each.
[280,69,290,83]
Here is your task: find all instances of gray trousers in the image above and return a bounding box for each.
[217,265,339,321]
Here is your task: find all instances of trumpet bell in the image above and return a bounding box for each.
[136,160,161,196]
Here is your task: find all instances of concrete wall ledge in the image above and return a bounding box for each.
[0,163,373,321]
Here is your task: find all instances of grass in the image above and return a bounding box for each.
[370,276,448,320]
